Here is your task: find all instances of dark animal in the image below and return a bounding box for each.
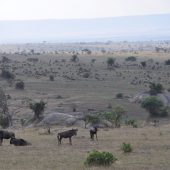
[0,130,15,145]
[57,129,78,145]
[90,126,98,141]
[10,137,31,146]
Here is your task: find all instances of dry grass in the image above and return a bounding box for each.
[1,125,170,170]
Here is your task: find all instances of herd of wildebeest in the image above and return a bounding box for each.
[0,126,98,146]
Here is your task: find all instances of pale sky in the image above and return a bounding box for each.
[0,0,170,20]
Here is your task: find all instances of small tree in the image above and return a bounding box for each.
[83,113,101,128]
[70,55,79,62]
[101,107,125,128]
[29,100,46,120]
[141,96,166,117]
[140,61,146,68]
[107,58,116,68]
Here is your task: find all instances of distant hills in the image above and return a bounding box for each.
[0,14,170,43]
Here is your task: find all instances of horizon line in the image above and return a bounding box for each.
[0,12,170,22]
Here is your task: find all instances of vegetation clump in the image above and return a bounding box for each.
[125,119,138,128]
[29,100,46,120]
[125,56,137,62]
[107,57,116,68]
[165,59,170,65]
[116,93,123,99]
[49,75,54,81]
[70,55,79,62]
[141,96,169,117]
[101,106,125,128]
[85,150,117,166]
[1,69,15,80]
[122,143,133,153]
[15,80,25,90]
[149,83,163,95]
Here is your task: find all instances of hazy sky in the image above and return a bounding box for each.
[0,0,170,20]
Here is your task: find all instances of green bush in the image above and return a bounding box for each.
[85,150,117,166]
[122,143,133,153]
[107,57,116,67]
[141,96,168,117]
[125,119,138,128]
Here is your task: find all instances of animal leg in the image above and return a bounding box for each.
[58,135,61,144]
[96,133,98,141]
[69,137,72,145]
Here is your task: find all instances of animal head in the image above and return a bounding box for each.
[10,137,15,144]
[72,128,78,135]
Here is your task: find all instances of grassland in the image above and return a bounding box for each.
[0,41,170,169]
[1,125,170,170]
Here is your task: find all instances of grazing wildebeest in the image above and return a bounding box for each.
[10,137,31,146]
[57,129,78,145]
[90,126,98,141]
[0,130,15,145]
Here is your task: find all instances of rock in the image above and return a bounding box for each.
[39,112,74,126]
[65,117,77,126]
[38,112,84,126]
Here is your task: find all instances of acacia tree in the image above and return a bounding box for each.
[107,58,116,68]
[82,113,101,128]
[29,100,46,120]
[101,107,125,128]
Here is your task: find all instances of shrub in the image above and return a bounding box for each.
[15,80,25,90]
[141,96,167,117]
[116,93,123,99]
[70,55,79,62]
[149,83,163,95]
[49,75,54,81]
[125,119,138,128]
[1,69,15,79]
[165,59,170,65]
[107,58,116,67]
[125,56,137,62]
[122,143,133,153]
[140,61,146,68]
[82,72,90,78]
[85,150,117,166]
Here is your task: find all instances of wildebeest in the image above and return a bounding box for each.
[90,126,98,141]
[57,129,78,145]
[0,130,15,145]
[10,137,31,146]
